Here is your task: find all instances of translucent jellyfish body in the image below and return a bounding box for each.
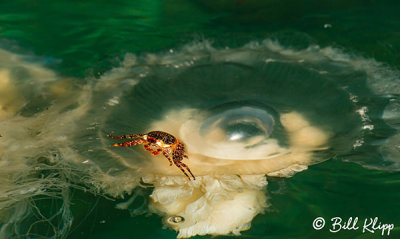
[1,38,398,238]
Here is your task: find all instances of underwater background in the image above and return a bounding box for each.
[0,0,400,238]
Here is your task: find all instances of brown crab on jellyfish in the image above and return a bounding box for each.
[107,131,196,180]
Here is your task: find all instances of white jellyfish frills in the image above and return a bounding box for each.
[114,108,329,238]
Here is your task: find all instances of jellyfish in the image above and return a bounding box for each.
[0,38,399,238]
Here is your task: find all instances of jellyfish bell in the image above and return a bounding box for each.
[101,40,359,237]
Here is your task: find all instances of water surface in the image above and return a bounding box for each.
[0,1,399,238]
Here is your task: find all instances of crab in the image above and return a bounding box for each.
[107,131,195,180]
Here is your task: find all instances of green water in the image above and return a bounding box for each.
[1,1,400,239]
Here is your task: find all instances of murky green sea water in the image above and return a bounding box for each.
[0,1,400,239]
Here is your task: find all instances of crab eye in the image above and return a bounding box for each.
[180,102,289,160]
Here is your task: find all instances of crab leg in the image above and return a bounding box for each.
[151,148,163,156]
[162,151,173,166]
[143,144,155,152]
[111,139,145,147]
[174,161,191,180]
[107,134,143,139]
[179,161,196,180]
